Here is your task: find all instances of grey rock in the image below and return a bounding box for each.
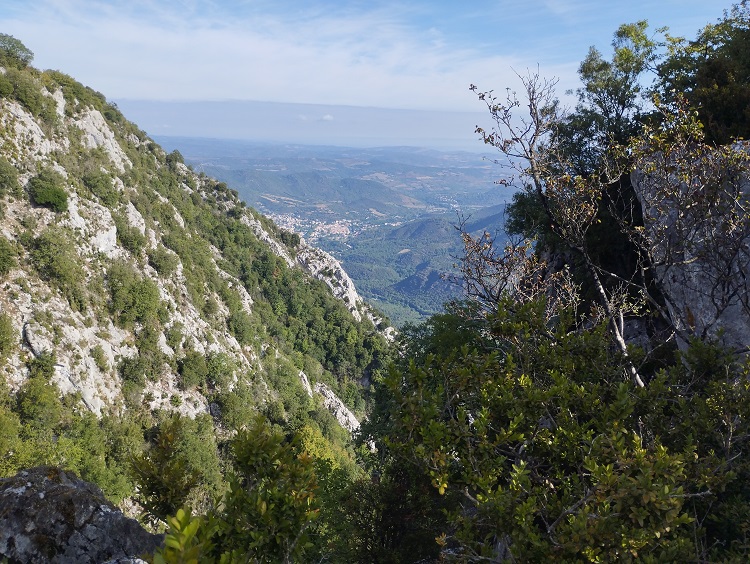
[632,162,750,354]
[0,466,163,564]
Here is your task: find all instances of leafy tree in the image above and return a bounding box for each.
[17,353,63,434]
[209,415,319,562]
[82,170,119,206]
[0,34,33,68]
[150,415,321,563]
[657,1,750,143]
[106,261,161,327]
[374,296,750,561]
[147,245,179,276]
[130,416,203,525]
[177,350,209,390]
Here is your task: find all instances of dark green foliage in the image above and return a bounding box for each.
[28,169,68,212]
[215,380,256,431]
[0,68,55,121]
[0,157,19,196]
[227,310,255,345]
[42,70,106,116]
[147,245,179,276]
[0,34,33,68]
[114,215,146,256]
[205,352,236,390]
[165,150,184,169]
[178,350,209,390]
[0,313,14,362]
[279,228,300,249]
[657,3,750,143]
[0,235,16,277]
[369,297,750,561]
[119,321,168,391]
[29,228,85,310]
[106,261,161,327]
[210,415,319,562]
[82,170,119,206]
[130,416,203,524]
[90,344,108,372]
[17,354,63,433]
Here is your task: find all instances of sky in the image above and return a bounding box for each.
[0,0,736,148]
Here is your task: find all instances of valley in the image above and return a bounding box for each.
[156,137,515,325]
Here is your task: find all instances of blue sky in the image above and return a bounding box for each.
[0,1,735,148]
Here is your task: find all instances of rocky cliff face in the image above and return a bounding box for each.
[0,66,384,434]
[631,150,750,354]
[0,466,162,563]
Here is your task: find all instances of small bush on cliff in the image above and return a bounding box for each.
[28,169,68,212]
[0,235,16,277]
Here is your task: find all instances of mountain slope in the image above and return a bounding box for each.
[0,63,388,434]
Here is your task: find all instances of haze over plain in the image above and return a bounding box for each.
[0,0,732,148]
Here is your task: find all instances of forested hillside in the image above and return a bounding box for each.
[3,2,750,562]
[0,31,392,562]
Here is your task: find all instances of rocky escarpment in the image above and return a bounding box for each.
[296,243,395,340]
[631,151,750,354]
[0,68,385,428]
[0,466,162,563]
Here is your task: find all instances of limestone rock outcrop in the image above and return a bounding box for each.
[314,382,360,433]
[0,466,163,563]
[631,162,750,354]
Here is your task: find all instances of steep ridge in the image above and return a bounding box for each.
[0,64,389,432]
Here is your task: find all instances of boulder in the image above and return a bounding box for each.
[0,466,162,563]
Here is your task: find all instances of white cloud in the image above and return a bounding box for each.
[0,0,725,113]
[0,0,566,112]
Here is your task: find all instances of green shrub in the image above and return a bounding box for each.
[165,323,184,351]
[82,171,119,206]
[0,74,13,98]
[178,351,209,390]
[28,169,68,212]
[3,68,55,121]
[114,215,146,256]
[0,235,16,277]
[228,310,254,345]
[148,246,179,277]
[91,344,108,372]
[0,313,15,362]
[0,157,19,196]
[30,228,85,310]
[17,353,62,432]
[107,261,161,327]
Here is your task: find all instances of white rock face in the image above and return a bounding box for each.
[296,243,364,322]
[314,382,360,433]
[299,371,313,398]
[73,108,131,172]
[0,99,65,158]
[241,215,295,268]
[296,242,395,339]
[125,201,146,235]
[0,81,386,436]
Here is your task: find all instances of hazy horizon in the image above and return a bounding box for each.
[116,99,491,152]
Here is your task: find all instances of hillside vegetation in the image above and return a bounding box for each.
[3,3,750,561]
[162,138,511,325]
[0,30,391,561]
